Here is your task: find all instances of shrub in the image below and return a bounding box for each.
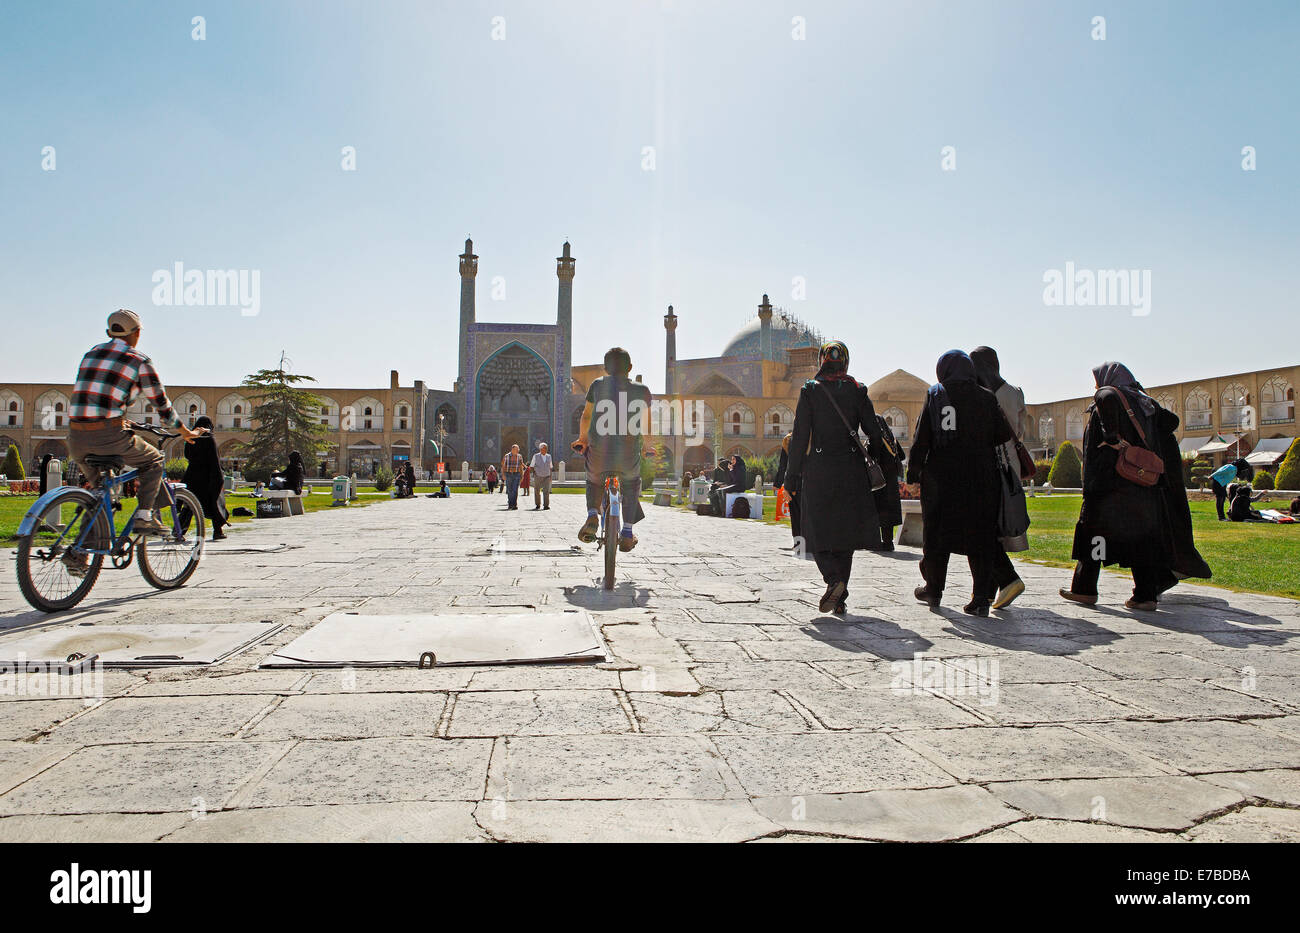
[1047,441,1082,488]
[374,465,394,492]
[1033,458,1052,486]
[2,444,25,480]
[164,458,189,480]
[1189,458,1213,490]
[1275,439,1300,490]
[241,465,272,484]
[1253,470,1275,490]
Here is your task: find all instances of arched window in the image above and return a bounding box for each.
[1066,408,1084,442]
[764,404,793,438]
[1220,383,1249,430]
[436,403,459,434]
[723,404,754,437]
[1185,387,1211,428]
[1261,376,1294,424]
[880,406,909,440]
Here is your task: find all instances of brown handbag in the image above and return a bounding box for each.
[1095,388,1165,487]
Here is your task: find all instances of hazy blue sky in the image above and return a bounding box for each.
[2,0,1295,400]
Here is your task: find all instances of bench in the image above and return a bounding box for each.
[258,488,305,517]
[898,499,923,547]
[652,479,675,506]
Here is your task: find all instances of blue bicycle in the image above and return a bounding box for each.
[16,422,206,612]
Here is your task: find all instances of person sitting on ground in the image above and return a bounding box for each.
[269,451,304,495]
[1291,497,1300,516]
[572,346,654,551]
[1228,483,1267,522]
[431,477,451,498]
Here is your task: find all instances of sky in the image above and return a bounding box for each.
[1,0,1296,401]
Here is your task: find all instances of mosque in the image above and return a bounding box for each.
[1,239,1293,482]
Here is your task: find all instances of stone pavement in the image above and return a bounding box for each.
[1,491,1299,843]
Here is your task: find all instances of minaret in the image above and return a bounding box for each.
[556,240,575,390]
[663,305,678,395]
[758,293,773,361]
[457,237,478,392]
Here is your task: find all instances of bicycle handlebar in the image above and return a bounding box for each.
[126,420,182,440]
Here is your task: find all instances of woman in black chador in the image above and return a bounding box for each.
[872,414,904,551]
[1061,362,1198,611]
[907,350,1014,616]
[180,415,228,540]
[784,341,887,615]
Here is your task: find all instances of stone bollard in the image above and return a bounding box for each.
[557,462,566,483]
[47,458,65,526]
[461,460,469,482]
[349,472,358,501]
[754,473,764,496]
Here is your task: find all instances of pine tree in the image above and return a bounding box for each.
[1,444,24,479]
[1275,439,1300,491]
[1047,441,1083,488]
[239,361,330,480]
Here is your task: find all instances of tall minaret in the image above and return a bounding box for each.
[556,241,575,390]
[758,293,773,360]
[457,237,478,392]
[663,304,678,395]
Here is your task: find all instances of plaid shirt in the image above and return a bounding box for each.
[70,338,180,425]
[501,452,523,474]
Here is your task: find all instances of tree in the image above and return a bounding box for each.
[2,444,24,479]
[239,362,330,481]
[1047,440,1082,488]
[1190,458,1213,490]
[1275,439,1300,490]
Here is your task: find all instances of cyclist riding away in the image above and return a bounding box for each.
[67,310,206,552]
[572,346,655,551]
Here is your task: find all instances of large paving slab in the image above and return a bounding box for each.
[1,491,1298,840]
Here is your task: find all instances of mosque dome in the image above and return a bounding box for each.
[719,313,823,361]
[868,369,930,401]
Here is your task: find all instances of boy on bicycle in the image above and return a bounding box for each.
[572,347,655,551]
[67,310,206,542]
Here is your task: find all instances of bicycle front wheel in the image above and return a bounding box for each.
[138,487,205,589]
[603,498,620,591]
[16,487,111,612]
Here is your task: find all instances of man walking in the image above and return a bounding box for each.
[530,442,554,510]
[501,443,524,510]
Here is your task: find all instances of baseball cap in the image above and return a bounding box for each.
[107,309,141,337]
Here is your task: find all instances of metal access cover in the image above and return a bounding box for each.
[0,621,284,668]
[469,544,583,557]
[261,610,607,668]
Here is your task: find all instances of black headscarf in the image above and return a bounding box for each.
[926,350,977,447]
[1092,362,1157,439]
[970,346,1005,392]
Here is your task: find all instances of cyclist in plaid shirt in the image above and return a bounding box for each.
[67,310,206,539]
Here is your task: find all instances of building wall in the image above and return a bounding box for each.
[0,378,423,479]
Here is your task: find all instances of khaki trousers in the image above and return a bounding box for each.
[533,474,552,507]
[68,425,166,509]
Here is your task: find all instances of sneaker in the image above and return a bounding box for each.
[1059,588,1098,606]
[618,532,638,552]
[578,514,600,543]
[992,577,1026,610]
[1125,597,1158,612]
[133,515,168,536]
[819,581,847,614]
[60,551,90,578]
[914,585,941,608]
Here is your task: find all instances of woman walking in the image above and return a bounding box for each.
[181,415,229,540]
[872,414,904,551]
[970,345,1031,607]
[783,341,887,614]
[1061,363,1181,611]
[907,350,1014,616]
[774,432,802,548]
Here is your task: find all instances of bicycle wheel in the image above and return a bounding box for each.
[603,494,620,591]
[16,487,112,612]
[138,487,205,589]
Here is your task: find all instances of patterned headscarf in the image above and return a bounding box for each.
[816,341,851,380]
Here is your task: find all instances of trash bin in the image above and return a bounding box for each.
[332,475,350,505]
[689,477,711,507]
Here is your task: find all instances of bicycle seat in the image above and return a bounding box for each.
[84,454,125,470]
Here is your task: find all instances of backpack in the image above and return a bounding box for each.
[731,497,751,519]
